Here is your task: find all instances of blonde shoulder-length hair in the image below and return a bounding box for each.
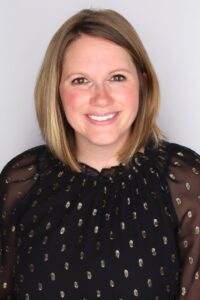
[35,8,163,172]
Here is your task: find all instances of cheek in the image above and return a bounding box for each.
[60,89,84,112]
[124,91,140,121]
[116,86,139,108]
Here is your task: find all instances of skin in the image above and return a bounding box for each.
[59,35,140,171]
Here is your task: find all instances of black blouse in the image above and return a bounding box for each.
[0,140,200,300]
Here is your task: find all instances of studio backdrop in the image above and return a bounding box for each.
[0,0,200,170]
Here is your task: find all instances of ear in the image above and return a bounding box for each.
[142,72,147,79]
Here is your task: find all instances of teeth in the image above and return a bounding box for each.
[88,113,116,121]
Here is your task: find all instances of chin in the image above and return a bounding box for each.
[87,134,123,147]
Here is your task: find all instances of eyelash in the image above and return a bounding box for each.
[71,77,88,85]
[71,74,126,85]
[111,74,126,82]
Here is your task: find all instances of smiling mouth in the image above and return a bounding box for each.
[87,112,118,122]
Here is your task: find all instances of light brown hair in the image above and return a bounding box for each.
[35,8,163,171]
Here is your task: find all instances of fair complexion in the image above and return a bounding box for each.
[59,35,140,171]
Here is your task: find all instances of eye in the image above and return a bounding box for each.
[110,74,126,82]
[71,77,89,85]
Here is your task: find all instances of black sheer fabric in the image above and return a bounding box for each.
[0,141,199,300]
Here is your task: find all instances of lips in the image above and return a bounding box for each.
[87,112,117,121]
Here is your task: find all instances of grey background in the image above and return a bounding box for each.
[0,0,199,170]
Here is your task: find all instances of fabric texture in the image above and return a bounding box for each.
[0,140,199,300]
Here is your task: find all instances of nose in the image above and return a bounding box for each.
[90,83,113,107]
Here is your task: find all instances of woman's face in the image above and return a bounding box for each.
[59,34,140,155]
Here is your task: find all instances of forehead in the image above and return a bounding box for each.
[62,34,134,67]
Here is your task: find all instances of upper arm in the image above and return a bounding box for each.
[0,147,43,298]
[166,145,200,299]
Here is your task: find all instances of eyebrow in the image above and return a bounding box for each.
[63,68,134,79]
[108,68,134,75]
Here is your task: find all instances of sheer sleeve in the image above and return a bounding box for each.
[166,144,200,299]
[0,147,45,299]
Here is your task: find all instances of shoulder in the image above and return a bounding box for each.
[165,141,199,161]
[163,141,200,172]
[147,140,200,175]
[0,145,49,183]
[0,144,62,196]
[165,143,200,187]
[158,141,200,185]
[0,145,60,214]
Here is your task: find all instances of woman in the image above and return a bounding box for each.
[0,8,199,300]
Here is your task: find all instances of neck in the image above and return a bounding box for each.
[76,143,121,172]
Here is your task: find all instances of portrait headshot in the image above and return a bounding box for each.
[0,1,200,299]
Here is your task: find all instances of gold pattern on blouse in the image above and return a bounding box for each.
[151,248,157,256]
[45,222,51,230]
[0,142,200,299]
[86,270,92,280]
[61,244,66,252]
[2,282,7,289]
[100,259,106,268]
[147,278,153,288]
[109,279,115,287]
[194,226,200,235]
[96,289,101,297]
[78,218,83,226]
[60,227,66,235]
[115,249,120,258]
[29,264,34,272]
[25,293,30,300]
[44,253,48,262]
[124,269,129,278]
[160,267,165,276]
[77,202,83,210]
[138,258,144,267]
[38,282,43,291]
[80,251,85,260]
[65,201,71,208]
[92,208,98,216]
[185,182,191,191]
[64,262,69,270]
[120,222,126,230]
[163,236,168,245]
[94,226,99,234]
[43,235,48,245]
[175,197,182,205]
[133,289,139,296]
[96,241,101,250]
[60,290,65,298]
[141,230,147,239]
[132,211,137,220]
[171,254,176,263]
[129,239,134,248]
[50,272,56,281]
[153,219,159,227]
[195,272,199,280]
[181,286,187,296]
[143,202,148,210]
[189,256,194,264]
[183,240,189,248]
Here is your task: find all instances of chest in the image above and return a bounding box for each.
[13,178,180,299]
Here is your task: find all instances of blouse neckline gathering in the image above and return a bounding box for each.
[77,149,150,177]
